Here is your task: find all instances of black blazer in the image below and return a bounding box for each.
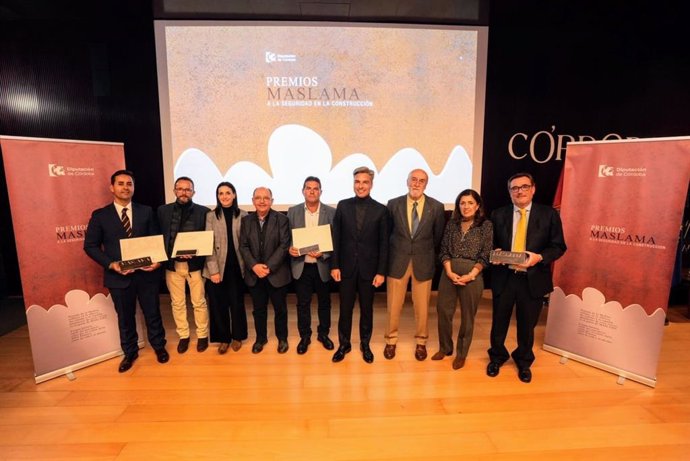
[157,201,209,272]
[83,202,161,289]
[332,196,389,280]
[490,202,567,298]
[239,210,291,288]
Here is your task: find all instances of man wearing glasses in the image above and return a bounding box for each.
[158,176,211,354]
[487,172,566,383]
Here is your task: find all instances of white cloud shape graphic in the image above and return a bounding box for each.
[545,286,665,380]
[174,124,472,207]
[26,290,143,380]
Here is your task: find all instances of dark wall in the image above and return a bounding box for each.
[480,1,690,212]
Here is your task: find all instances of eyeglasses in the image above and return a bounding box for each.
[509,184,533,193]
[175,188,193,193]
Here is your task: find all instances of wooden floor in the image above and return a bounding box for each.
[1,292,689,461]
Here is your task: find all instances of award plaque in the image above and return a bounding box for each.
[490,250,528,265]
[297,244,320,256]
[120,256,153,271]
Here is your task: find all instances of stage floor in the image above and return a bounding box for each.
[1,291,689,460]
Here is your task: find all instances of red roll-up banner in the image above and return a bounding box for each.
[546,136,690,387]
[1,136,134,383]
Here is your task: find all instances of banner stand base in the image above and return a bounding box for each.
[543,344,657,388]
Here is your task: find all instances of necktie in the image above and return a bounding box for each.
[121,207,133,238]
[512,208,527,252]
[411,201,419,236]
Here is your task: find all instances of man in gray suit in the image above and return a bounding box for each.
[240,187,291,354]
[287,176,337,354]
[384,169,446,361]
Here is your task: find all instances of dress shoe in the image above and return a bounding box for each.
[332,345,351,362]
[486,361,501,377]
[154,348,169,364]
[230,340,242,351]
[118,353,138,373]
[360,343,374,363]
[317,334,335,350]
[518,368,532,383]
[431,350,452,361]
[415,345,427,361]
[296,337,311,355]
[252,340,267,354]
[277,340,289,354]
[452,356,466,370]
[197,337,209,352]
[383,344,396,360]
[218,343,230,354]
[177,337,190,354]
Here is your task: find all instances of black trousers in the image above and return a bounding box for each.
[248,278,288,342]
[294,263,331,339]
[337,271,374,347]
[110,275,166,358]
[488,272,543,369]
[206,275,248,343]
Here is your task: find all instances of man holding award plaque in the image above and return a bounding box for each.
[287,176,336,355]
[158,176,211,354]
[84,170,168,373]
[487,172,566,383]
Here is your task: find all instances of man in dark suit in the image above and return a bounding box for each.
[287,176,337,354]
[331,166,389,363]
[84,169,168,373]
[384,169,446,361]
[488,172,566,383]
[158,176,210,354]
[240,187,291,354]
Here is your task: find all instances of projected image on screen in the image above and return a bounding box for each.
[155,22,486,207]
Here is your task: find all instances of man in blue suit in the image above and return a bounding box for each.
[84,170,168,373]
[287,176,337,354]
[488,172,566,383]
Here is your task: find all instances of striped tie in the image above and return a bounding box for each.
[512,208,527,252]
[121,207,133,238]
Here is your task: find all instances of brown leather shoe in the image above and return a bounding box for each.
[452,356,466,370]
[218,343,229,354]
[383,344,396,360]
[431,350,451,361]
[230,340,242,351]
[415,345,427,361]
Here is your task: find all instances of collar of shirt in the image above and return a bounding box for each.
[512,202,533,215]
[114,201,132,216]
[303,202,321,216]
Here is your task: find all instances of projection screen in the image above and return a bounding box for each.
[155,21,487,208]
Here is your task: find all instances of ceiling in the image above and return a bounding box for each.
[0,0,488,25]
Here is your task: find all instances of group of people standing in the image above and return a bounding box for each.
[84,167,566,384]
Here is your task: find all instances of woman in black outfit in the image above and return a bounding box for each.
[203,182,248,354]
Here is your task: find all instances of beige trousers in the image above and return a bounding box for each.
[385,262,431,345]
[166,261,209,339]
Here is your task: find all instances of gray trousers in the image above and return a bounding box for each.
[435,258,484,358]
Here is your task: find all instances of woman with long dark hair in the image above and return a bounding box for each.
[432,189,493,369]
[203,182,248,354]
